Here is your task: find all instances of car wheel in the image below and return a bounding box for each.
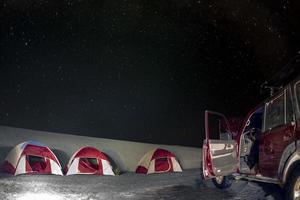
[212,175,233,189]
[285,167,300,200]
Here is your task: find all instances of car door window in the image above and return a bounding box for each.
[264,88,294,132]
[286,88,294,123]
[264,93,285,131]
[245,107,264,132]
[296,82,300,112]
[207,113,232,140]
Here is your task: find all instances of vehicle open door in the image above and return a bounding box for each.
[203,110,239,179]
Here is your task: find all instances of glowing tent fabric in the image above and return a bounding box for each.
[2,141,63,175]
[136,148,182,174]
[65,146,115,175]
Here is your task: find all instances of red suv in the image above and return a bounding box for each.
[203,76,300,200]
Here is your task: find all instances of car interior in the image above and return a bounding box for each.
[27,155,48,172]
[239,107,264,174]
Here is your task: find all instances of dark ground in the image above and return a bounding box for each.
[0,169,284,200]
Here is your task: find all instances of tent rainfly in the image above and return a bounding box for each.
[2,141,63,175]
[136,148,182,174]
[65,146,115,175]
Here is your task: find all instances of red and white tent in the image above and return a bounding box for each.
[136,148,182,174]
[2,141,63,175]
[65,146,115,175]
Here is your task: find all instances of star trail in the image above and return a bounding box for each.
[0,0,300,146]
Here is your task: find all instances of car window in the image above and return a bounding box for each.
[286,88,294,123]
[207,113,232,140]
[296,82,300,112]
[264,93,285,131]
[245,107,264,132]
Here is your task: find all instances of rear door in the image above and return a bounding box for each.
[203,111,239,179]
[259,88,296,178]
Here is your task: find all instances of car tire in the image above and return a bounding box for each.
[285,167,300,200]
[212,175,233,189]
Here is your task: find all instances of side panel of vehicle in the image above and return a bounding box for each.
[259,124,295,177]
[281,80,300,184]
[266,79,300,184]
[259,88,296,178]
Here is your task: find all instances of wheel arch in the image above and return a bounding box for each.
[282,153,300,185]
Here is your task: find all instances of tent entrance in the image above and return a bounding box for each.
[27,155,47,172]
[155,157,172,172]
[79,158,100,172]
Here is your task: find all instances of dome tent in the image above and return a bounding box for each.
[2,141,63,175]
[65,146,115,175]
[136,148,182,174]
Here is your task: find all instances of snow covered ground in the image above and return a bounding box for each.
[0,169,283,200]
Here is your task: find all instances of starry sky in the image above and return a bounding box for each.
[0,0,300,147]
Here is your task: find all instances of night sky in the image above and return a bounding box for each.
[0,0,300,147]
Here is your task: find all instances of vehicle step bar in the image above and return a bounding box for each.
[233,173,280,185]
